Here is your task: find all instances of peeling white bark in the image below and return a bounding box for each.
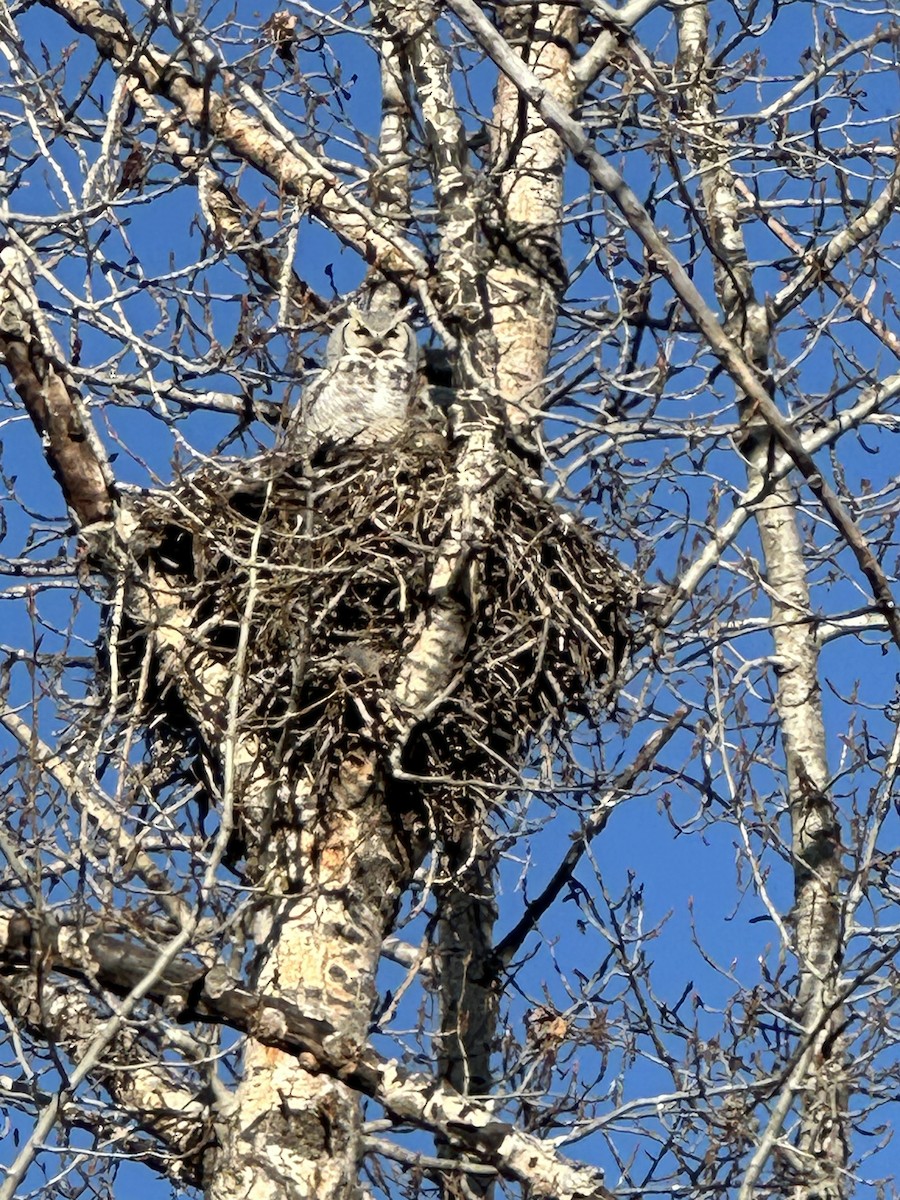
[676,8,846,1197]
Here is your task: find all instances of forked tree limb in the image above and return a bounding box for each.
[0,243,116,526]
[657,367,900,626]
[492,708,688,969]
[675,9,846,1197]
[0,965,214,1190]
[43,0,429,286]
[748,167,900,349]
[0,910,613,1200]
[446,0,900,648]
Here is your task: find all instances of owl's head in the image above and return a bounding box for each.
[327,306,418,368]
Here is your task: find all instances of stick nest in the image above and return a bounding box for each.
[119,430,641,824]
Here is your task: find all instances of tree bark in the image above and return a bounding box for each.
[676,9,846,1196]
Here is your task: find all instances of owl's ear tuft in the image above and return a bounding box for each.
[401,325,419,370]
[325,318,351,365]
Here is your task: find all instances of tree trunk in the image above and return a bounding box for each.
[676,9,847,1196]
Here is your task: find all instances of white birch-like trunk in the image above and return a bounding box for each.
[676,9,846,1196]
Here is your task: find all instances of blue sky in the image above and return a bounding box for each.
[1,0,900,1195]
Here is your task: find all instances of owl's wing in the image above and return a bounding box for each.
[302,360,375,443]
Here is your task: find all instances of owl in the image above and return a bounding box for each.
[293,306,419,449]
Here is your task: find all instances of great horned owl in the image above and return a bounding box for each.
[293,306,419,449]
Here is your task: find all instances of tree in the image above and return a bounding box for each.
[0,0,899,1197]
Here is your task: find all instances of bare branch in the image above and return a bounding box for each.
[446,0,900,646]
[44,0,430,284]
[770,138,900,321]
[0,243,116,525]
[493,708,687,967]
[0,911,612,1200]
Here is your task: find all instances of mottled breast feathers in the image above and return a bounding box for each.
[296,307,419,449]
